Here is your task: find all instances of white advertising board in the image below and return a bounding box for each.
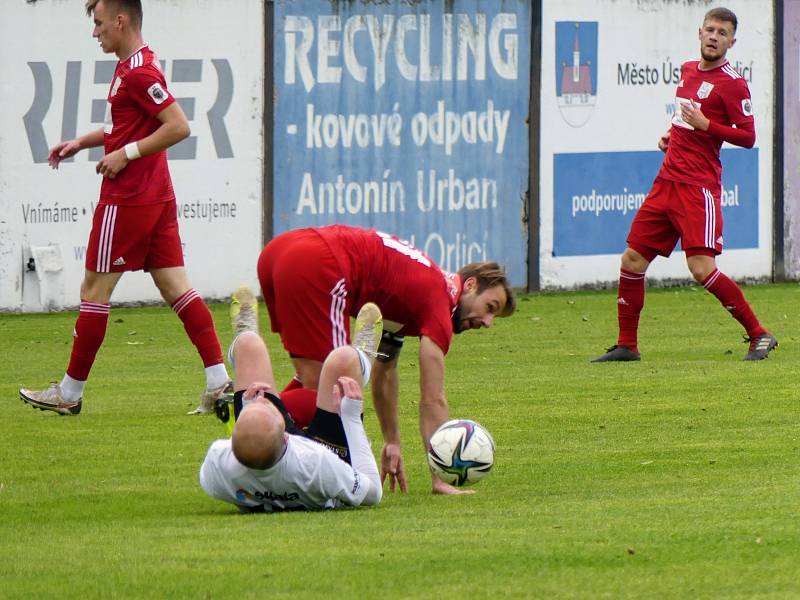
[540,0,774,288]
[0,0,264,311]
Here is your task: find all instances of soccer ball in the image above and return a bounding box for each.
[427,419,495,486]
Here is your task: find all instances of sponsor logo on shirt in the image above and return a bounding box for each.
[741,99,753,117]
[697,81,714,99]
[352,472,360,494]
[147,82,168,104]
[235,488,300,503]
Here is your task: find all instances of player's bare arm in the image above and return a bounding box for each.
[95,102,190,179]
[48,128,105,169]
[418,336,474,496]
[371,356,407,492]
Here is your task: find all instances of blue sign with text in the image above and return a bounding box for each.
[553,149,759,256]
[273,0,531,284]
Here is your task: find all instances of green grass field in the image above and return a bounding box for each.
[1,283,798,599]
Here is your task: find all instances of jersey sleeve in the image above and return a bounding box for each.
[125,67,175,118]
[720,78,754,127]
[317,450,373,507]
[418,296,454,354]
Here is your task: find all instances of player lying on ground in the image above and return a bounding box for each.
[256,224,516,495]
[199,298,383,512]
[592,6,777,364]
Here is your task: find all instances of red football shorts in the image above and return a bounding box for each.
[85,201,184,273]
[257,229,350,363]
[627,177,723,258]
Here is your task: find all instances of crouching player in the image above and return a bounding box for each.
[199,298,383,512]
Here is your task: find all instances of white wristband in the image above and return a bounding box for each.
[124,142,141,160]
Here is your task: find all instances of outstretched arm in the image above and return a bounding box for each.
[418,336,474,496]
[48,128,105,169]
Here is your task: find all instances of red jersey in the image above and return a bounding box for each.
[660,60,754,191]
[314,225,461,354]
[100,45,176,205]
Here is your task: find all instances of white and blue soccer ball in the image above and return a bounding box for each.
[427,419,495,486]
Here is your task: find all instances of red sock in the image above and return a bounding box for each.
[66,301,110,381]
[280,388,318,428]
[171,289,223,367]
[282,376,303,393]
[617,269,645,351]
[702,269,766,338]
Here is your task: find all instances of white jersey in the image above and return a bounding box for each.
[199,434,373,512]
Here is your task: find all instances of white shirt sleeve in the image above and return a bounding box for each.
[315,448,376,507]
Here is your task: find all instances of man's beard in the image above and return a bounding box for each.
[700,47,724,62]
[451,305,464,334]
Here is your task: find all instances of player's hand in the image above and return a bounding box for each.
[336,376,362,401]
[330,376,362,413]
[48,140,81,169]
[431,476,476,496]
[680,100,709,131]
[95,148,129,179]
[243,381,273,403]
[380,443,408,493]
[658,131,670,153]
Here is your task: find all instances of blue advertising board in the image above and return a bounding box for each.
[553,149,759,256]
[273,0,531,284]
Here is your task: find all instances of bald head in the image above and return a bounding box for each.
[231,402,285,470]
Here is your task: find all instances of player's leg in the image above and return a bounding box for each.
[316,302,383,412]
[227,331,276,395]
[309,346,382,503]
[19,202,138,414]
[593,179,677,363]
[20,269,123,414]
[679,184,777,360]
[306,304,382,494]
[146,203,230,412]
[257,229,349,418]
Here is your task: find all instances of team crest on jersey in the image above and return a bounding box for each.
[110,77,122,97]
[741,98,753,116]
[697,81,714,99]
[147,82,168,104]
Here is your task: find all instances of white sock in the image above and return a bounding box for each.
[205,363,229,389]
[226,331,259,370]
[340,397,381,505]
[354,348,372,386]
[59,374,85,402]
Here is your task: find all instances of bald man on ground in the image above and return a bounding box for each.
[199,300,383,512]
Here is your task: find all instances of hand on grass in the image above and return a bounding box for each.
[381,443,408,493]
